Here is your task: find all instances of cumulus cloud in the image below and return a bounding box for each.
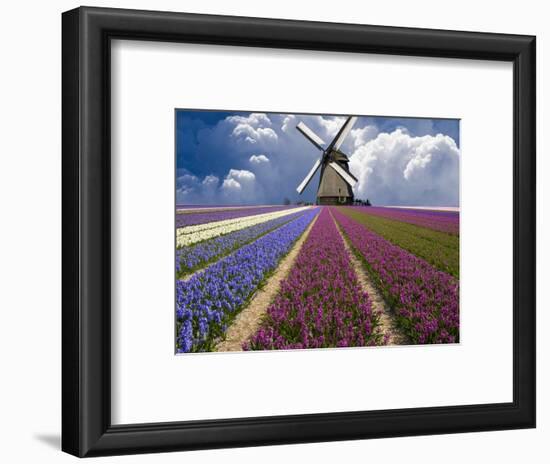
[227,113,272,127]
[176,172,200,196]
[350,125,379,148]
[176,171,221,204]
[177,169,263,205]
[222,169,255,186]
[349,129,459,206]
[227,113,278,145]
[176,168,264,205]
[281,115,296,133]
[201,174,219,187]
[249,154,270,164]
[221,177,241,191]
[316,115,346,138]
[221,169,260,202]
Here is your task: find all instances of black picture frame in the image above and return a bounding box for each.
[62,6,536,457]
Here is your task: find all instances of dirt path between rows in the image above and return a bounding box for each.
[214,213,319,352]
[331,211,409,346]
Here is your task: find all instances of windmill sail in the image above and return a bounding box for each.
[296,122,326,151]
[328,161,357,187]
[296,158,322,194]
[332,116,358,150]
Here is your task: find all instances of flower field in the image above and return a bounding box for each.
[353,206,459,235]
[176,205,294,228]
[176,209,306,277]
[176,208,319,352]
[174,204,460,353]
[176,206,308,247]
[244,208,386,351]
[331,208,459,344]
[339,207,459,278]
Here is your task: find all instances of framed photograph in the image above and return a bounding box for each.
[62,6,536,457]
[173,109,460,354]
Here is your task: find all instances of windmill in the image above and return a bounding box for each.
[296,116,358,205]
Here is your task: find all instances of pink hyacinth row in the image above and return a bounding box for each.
[244,208,386,350]
[331,207,459,344]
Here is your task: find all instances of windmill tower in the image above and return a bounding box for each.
[296,116,358,205]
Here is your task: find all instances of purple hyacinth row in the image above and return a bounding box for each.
[175,209,306,276]
[176,205,295,228]
[331,207,459,344]
[364,206,460,219]
[244,208,386,351]
[176,208,319,353]
[352,206,459,234]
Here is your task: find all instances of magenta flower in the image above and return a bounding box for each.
[331,207,459,344]
[244,208,385,350]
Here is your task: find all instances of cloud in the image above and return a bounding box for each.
[349,129,459,206]
[227,113,278,145]
[350,125,379,148]
[176,171,221,204]
[281,115,296,133]
[221,177,241,191]
[221,169,260,202]
[177,168,264,205]
[202,174,219,186]
[249,154,270,164]
[226,113,272,127]
[316,115,346,138]
[223,168,256,185]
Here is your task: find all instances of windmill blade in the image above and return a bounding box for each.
[331,116,358,150]
[329,161,357,187]
[296,158,322,194]
[296,121,326,151]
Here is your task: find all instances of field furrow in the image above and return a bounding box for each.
[244,208,386,351]
[331,211,409,345]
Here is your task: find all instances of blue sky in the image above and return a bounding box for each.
[176,110,460,206]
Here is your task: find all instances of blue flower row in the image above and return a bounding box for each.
[176,208,319,353]
[175,210,306,276]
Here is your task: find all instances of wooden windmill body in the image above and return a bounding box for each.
[295,116,358,205]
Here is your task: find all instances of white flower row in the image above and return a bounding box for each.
[176,206,310,247]
[177,207,308,237]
